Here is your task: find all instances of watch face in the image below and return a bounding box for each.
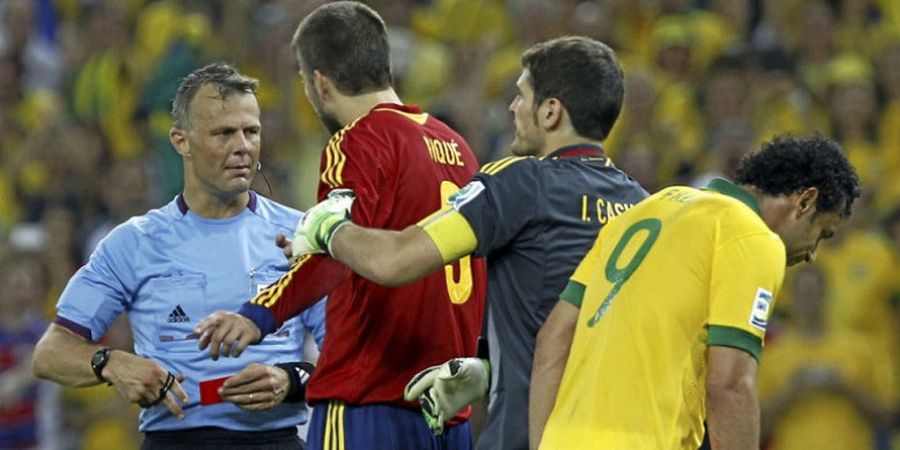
[91,349,110,384]
[91,349,108,367]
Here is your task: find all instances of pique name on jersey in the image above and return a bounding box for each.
[423,136,466,167]
[580,195,636,224]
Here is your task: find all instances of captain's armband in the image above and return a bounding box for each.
[417,209,477,263]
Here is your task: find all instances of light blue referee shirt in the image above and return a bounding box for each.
[55,191,326,432]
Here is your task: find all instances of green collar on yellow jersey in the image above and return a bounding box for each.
[705,178,761,216]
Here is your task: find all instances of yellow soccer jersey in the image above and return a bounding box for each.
[540,179,786,450]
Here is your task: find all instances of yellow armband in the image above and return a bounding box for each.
[417,208,478,263]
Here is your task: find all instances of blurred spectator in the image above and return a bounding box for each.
[882,207,900,422]
[833,0,887,55]
[0,0,63,94]
[759,265,893,450]
[794,0,839,105]
[816,194,900,396]
[67,1,141,160]
[874,37,900,210]
[83,158,156,259]
[131,0,209,199]
[647,16,704,177]
[749,46,815,140]
[826,54,883,190]
[752,0,802,52]
[691,119,755,188]
[699,53,752,133]
[0,248,61,449]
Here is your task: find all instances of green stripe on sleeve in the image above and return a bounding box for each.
[707,325,763,361]
[559,281,586,308]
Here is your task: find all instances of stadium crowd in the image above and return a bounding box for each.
[0,0,898,448]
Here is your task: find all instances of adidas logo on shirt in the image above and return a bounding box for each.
[167,305,190,323]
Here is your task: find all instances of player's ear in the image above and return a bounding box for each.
[795,187,820,219]
[313,70,334,100]
[540,98,565,131]
[170,127,191,158]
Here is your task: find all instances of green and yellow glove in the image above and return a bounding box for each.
[404,357,491,435]
[291,189,356,257]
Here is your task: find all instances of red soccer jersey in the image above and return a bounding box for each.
[245,103,486,414]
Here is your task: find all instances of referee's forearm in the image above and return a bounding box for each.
[32,323,107,387]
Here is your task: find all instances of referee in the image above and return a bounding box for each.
[32,64,324,449]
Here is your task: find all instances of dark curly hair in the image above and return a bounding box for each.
[735,134,861,218]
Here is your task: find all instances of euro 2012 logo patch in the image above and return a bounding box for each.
[749,287,773,331]
[449,181,485,210]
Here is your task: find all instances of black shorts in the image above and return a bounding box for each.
[142,426,302,450]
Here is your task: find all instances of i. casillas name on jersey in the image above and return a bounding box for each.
[580,195,637,224]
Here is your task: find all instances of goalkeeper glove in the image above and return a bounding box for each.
[291,189,355,257]
[404,357,490,435]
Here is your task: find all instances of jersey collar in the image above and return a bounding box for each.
[544,144,605,160]
[704,178,761,216]
[176,190,258,215]
[371,103,423,114]
[371,103,429,125]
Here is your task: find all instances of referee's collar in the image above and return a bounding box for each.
[544,144,605,160]
[704,178,761,216]
[176,191,258,215]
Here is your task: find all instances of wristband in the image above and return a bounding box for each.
[476,337,491,393]
[476,336,489,360]
[275,361,315,403]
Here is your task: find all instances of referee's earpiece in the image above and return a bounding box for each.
[257,162,262,171]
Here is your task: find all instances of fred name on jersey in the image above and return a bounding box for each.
[424,136,466,167]
[580,195,636,224]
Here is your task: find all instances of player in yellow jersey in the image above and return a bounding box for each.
[530,134,861,450]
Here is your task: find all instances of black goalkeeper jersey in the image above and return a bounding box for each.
[454,144,648,450]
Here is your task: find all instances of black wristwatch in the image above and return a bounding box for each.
[90,348,113,385]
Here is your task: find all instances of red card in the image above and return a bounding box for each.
[199,376,231,405]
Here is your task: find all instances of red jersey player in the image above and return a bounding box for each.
[195,3,485,449]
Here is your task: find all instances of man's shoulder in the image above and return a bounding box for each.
[347,106,428,137]
[128,200,182,234]
[364,105,431,126]
[688,192,781,247]
[698,191,763,224]
[94,201,180,252]
[252,194,303,229]
[548,159,646,193]
[457,157,542,205]
[325,110,402,157]
[477,156,538,179]
[355,105,469,146]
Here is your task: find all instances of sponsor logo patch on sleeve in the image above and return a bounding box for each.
[449,181,485,211]
[749,287,773,331]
